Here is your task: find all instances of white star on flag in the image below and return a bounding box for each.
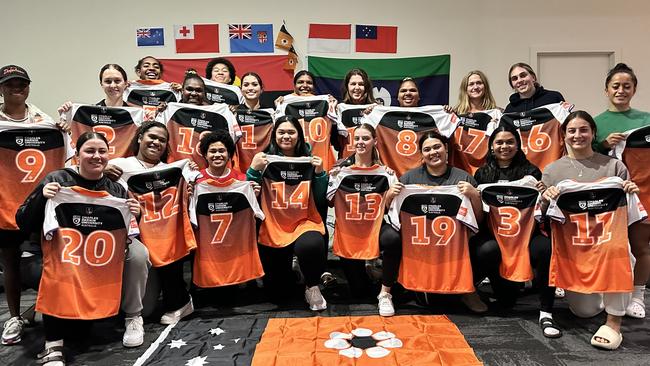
[169,339,187,349]
[233,338,241,343]
[185,355,208,366]
[209,327,225,335]
[213,344,225,350]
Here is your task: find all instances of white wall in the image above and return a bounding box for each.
[2,0,649,116]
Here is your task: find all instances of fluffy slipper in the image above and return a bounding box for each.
[625,298,646,319]
[539,317,563,338]
[590,325,622,350]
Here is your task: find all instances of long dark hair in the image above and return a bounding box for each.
[130,120,169,163]
[475,125,536,183]
[265,115,310,157]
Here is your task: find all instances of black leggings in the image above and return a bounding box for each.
[470,233,555,312]
[43,315,92,342]
[258,230,326,291]
[157,257,190,312]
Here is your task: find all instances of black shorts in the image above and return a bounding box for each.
[0,229,27,249]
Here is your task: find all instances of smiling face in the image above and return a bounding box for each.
[509,66,536,97]
[466,73,485,101]
[210,63,231,84]
[206,141,230,173]
[294,74,314,96]
[0,78,30,104]
[77,138,109,179]
[397,80,420,107]
[100,68,127,101]
[137,57,161,80]
[137,126,168,164]
[421,137,447,171]
[241,75,262,102]
[564,117,595,154]
[491,131,518,165]
[182,79,205,105]
[347,75,367,104]
[606,72,636,110]
[353,127,376,158]
[275,121,299,155]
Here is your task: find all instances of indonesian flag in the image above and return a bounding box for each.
[308,23,351,53]
[174,24,219,53]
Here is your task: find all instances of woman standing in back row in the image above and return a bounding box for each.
[504,62,564,113]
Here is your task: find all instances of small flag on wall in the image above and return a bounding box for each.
[275,23,294,51]
[174,24,219,53]
[355,25,398,53]
[229,24,274,53]
[136,27,165,47]
[308,23,351,53]
[284,46,298,71]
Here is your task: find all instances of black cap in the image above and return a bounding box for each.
[0,65,31,84]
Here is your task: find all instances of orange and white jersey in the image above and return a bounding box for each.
[499,102,573,171]
[0,121,72,230]
[190,179,265,287]
[159,102,241,169]
[449,109,501,175]
[611,125,650,217]
[203,77,245,105]
[124,79,181,120]
[538,177,646,293]
[38,186,138,319]
[478,175,539,282]
[233,107,274,172]
[276,95,338,171]
[120,159,199,267]
[335,103,374,159]
[388,184,477,293]
[327,165,397,259]
[363,105,459,177]
[65,103,143,159]
[258,155,325,247]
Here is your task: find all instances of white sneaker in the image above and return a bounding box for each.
[377,292,395,317]
[123,316,144,347]
[305,286,327,311]
[160,297,194,325]
[555,288,565,298]
[2,316,24,345]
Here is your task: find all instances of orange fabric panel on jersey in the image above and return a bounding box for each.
[336,104,368,160]
[251,315,483,366]
[258,158,324,247]
[481,185,538,282]
[0,127,67,230]
[548,189,633,293]
[234,109,273,172]
[331,170,391,259]
[69,105,141,159]
[127,169,196,267]
[300,117,336,171]
[449,113,493,175]
[621,127,650,214]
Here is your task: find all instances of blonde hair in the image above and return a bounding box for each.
[453,70,497,114]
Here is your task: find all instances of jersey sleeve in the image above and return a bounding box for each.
[457,194,478,233]
[42,198,59,241]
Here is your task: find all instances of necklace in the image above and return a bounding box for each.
[136,157,153,169]
[567,157,584,177]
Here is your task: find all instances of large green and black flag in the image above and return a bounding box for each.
[135,315,482,365]
[308,55,451,106]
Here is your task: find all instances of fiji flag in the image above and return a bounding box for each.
[136,27,165,47]
[229,24,274,53]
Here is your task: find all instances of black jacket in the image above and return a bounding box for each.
[504,86,564,114]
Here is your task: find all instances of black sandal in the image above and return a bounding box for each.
[37,345,65,365]
[539,317,563,339]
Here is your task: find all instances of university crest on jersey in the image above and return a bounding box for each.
[645,134,650,143]
[578,201,587,209]
[72,215,82,226]
[14,136,23,146]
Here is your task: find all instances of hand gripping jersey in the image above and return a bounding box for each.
[66,104,143,159]
[159,102,241,169]
[258,155,325,247]
[124,80,181,120]
[335,103,374,159]
[0,121,72,230]
[449,109,501,175]
[37,186,139,319]
[203,77,245,105]
[363,105,459,177]
[388,185,478,293]
[499,102,573,171]
[537,177,647,293]
[276,95,338,171]
[190,179,265,287]
[326,165,396,259]
[120,159,199,267]
[233,106,274,172]
[478,175,540,282]
[611,125,650,215]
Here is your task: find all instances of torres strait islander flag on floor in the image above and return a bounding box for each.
[308,55,451,106]
[158,56,293,108]
[137,315,482,365]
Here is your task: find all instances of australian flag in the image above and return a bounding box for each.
[137,27,165,47]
